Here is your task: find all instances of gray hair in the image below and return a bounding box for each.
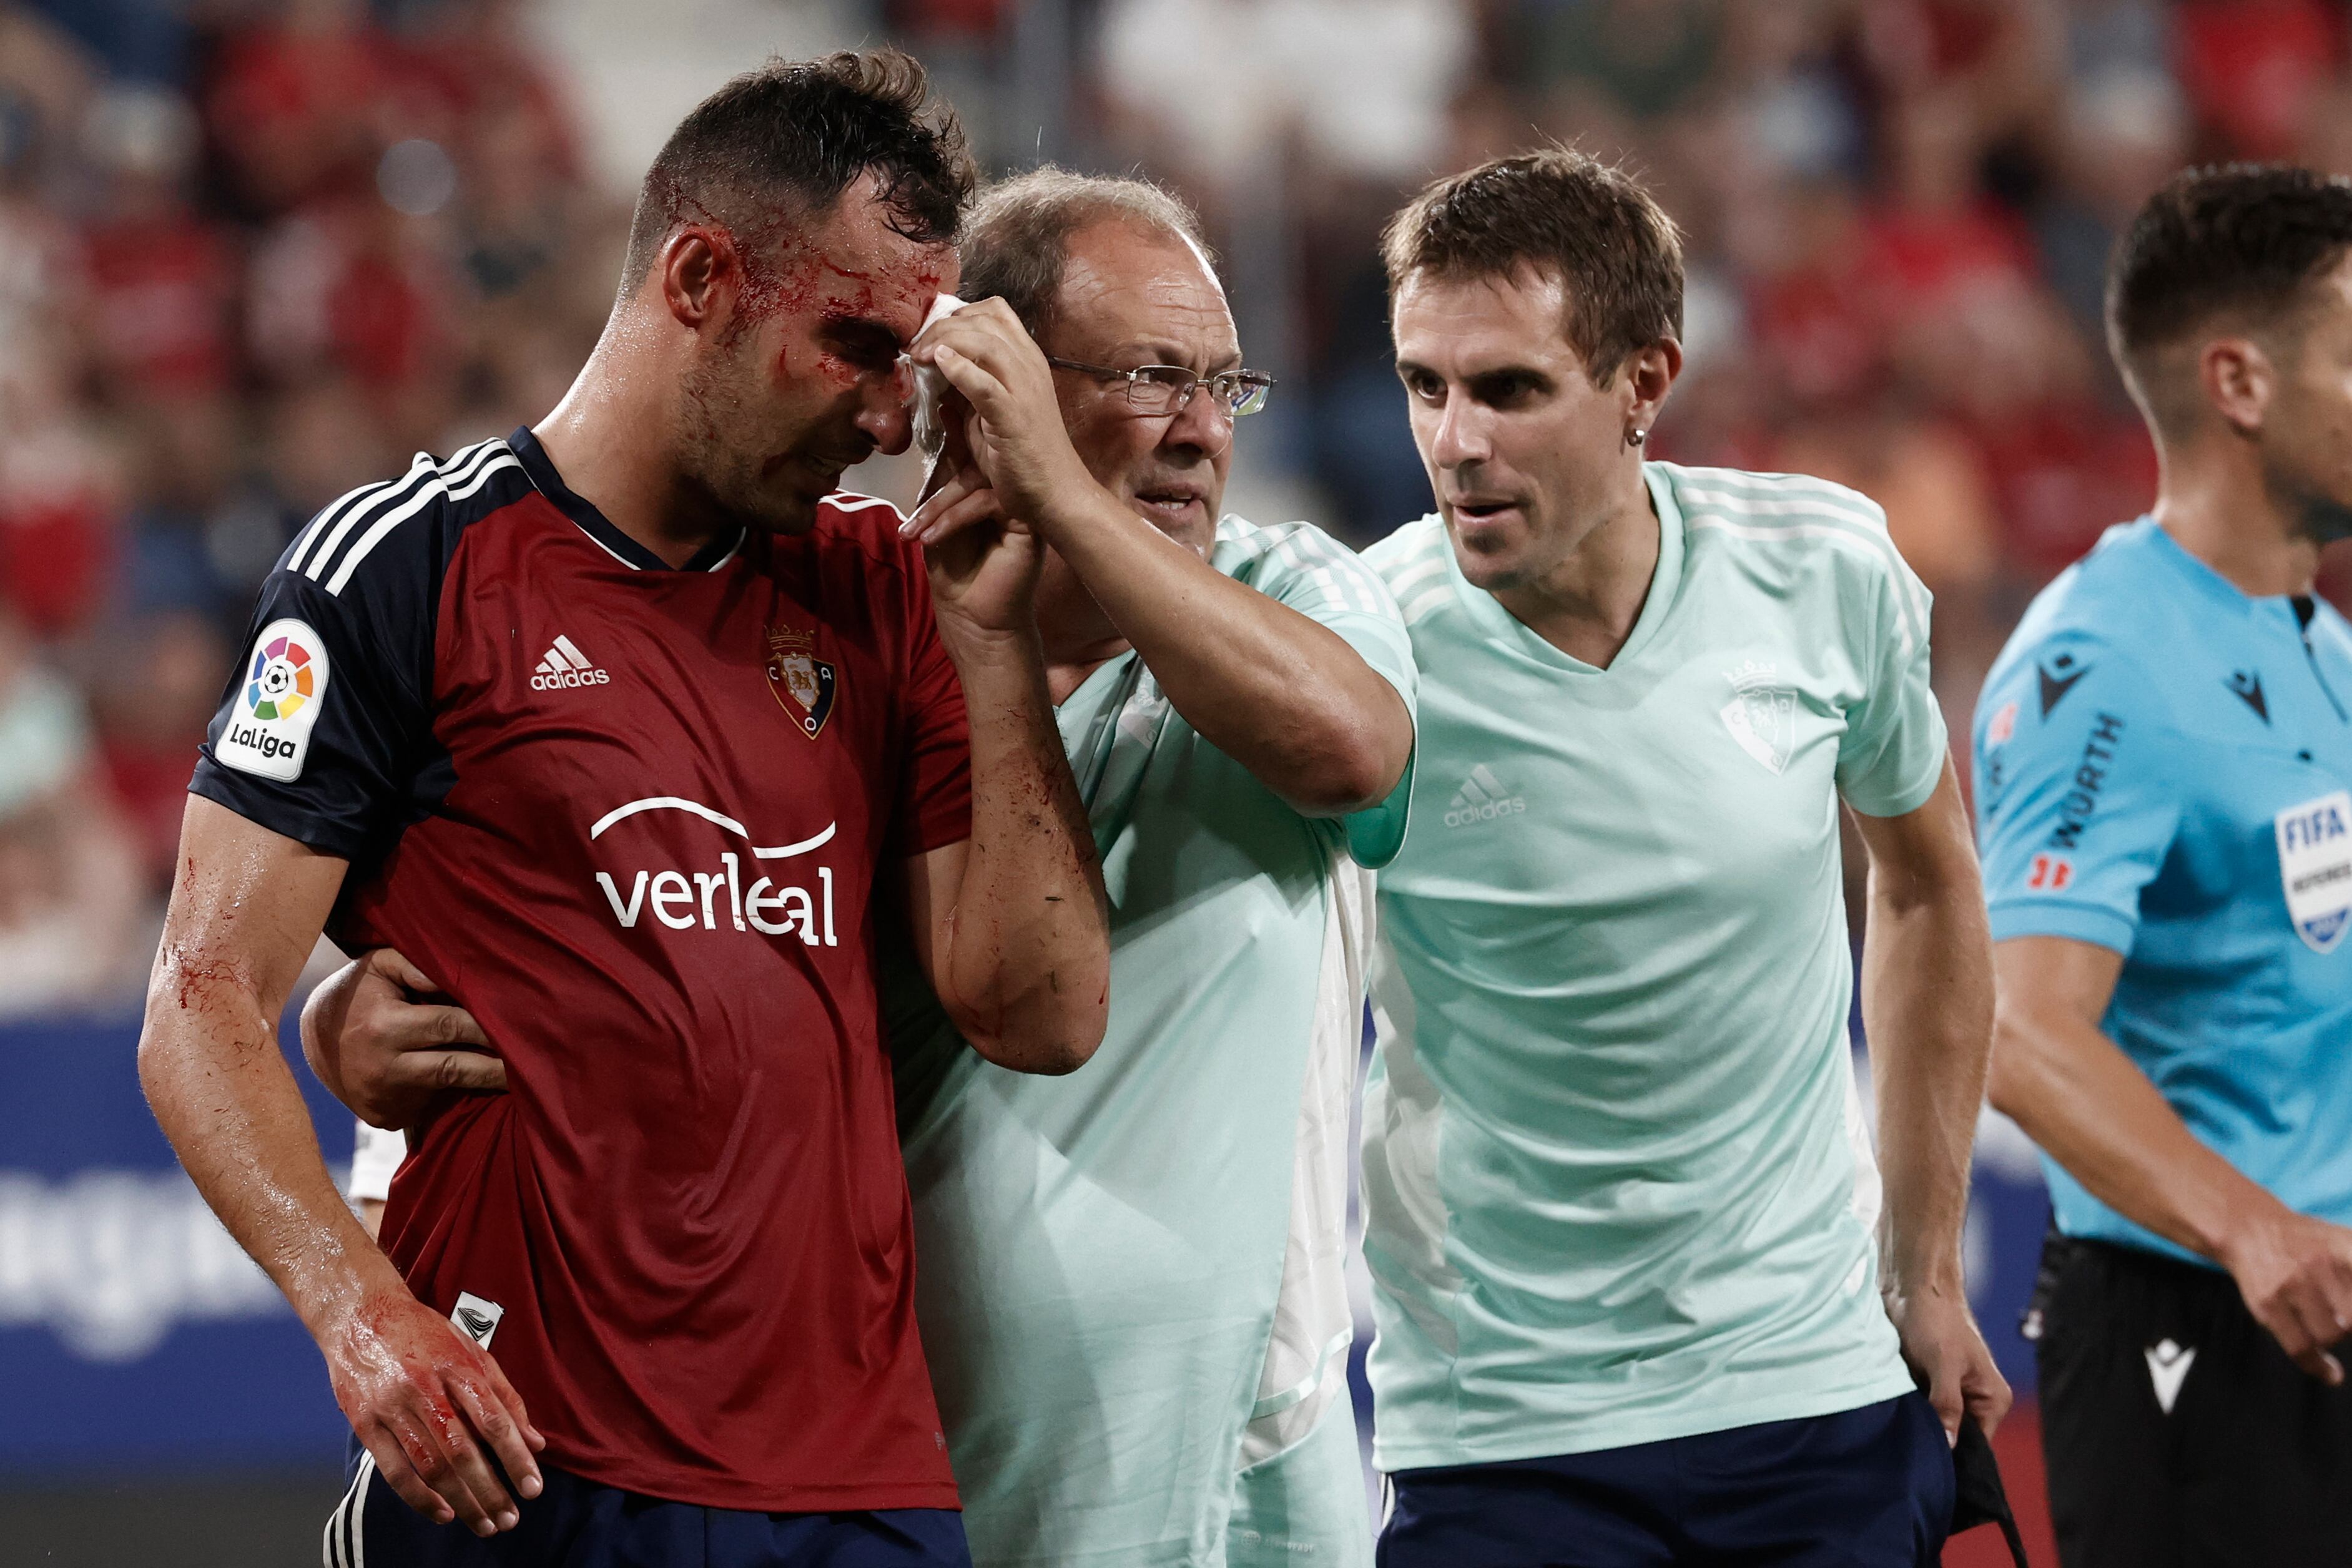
[958,167,1214,341]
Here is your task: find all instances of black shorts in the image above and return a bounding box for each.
[1378,1392,1955,1567]
[326,1442,971,1568]
[2032,1230,2352,1568]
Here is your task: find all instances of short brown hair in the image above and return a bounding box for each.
[621,48,975,287]
[2108,162,2352,433]
[958,167,1213,341]
[1382,147,1683,384]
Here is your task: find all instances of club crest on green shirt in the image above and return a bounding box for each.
[1721,659,1798,775]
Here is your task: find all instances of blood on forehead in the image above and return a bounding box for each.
[647,176,947,343]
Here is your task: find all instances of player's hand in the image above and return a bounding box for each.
[902,297,1097,536]
[1883,1274,2012,1442]
[2218,1203,2352,1383]
[911,377,1046,642]
[920,476,1043,642]
[303,948,504,1130]
[322,1285,546,1536]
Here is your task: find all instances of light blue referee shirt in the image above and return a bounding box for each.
[1972,517,2352,1264]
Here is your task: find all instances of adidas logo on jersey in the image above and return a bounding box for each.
[531,634,610,690]
[1444,765,1525,828]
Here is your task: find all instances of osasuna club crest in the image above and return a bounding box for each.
[1720,659,1797,775]
[765,625,837,738]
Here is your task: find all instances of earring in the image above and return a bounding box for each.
[1625,427,1648,448]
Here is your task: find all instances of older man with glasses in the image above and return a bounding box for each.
[315,167,1417,1568]
[890,168,1414,1568]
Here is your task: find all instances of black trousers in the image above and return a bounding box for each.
[2033,1230,2352,1567]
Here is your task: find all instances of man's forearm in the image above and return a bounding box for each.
[1042,493,1409,814]
[1991,1006,2273,1261]
[140,958,401,1335]
[1862,882,1994,1286]
[940,625,1111,1062]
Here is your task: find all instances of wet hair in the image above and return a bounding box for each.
[2108,162,2352,432]
[957,166,1213,340]
[1382,146,1683,384]
[619,47,975,288]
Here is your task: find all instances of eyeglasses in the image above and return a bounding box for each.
[1046,356,1275,419]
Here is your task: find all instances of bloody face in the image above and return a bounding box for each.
[677,169,956,536]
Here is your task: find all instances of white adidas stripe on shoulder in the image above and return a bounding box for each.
[288,458,433,579]
[1673,466,1889,521]
[1377,519,1457,627]
[1380,552,1450,600]
[308,439,508,580]
[1216,514,1282,563]
[287,473,407,577]
[1218,516,1395,619]
[1682,514,1927,656]
[325,444,520,596]
[297,441,496,586]
[1672,468,1930,654]
[1401,585,1454,625]
[1267,524,1387,619]
[302,439,520,597]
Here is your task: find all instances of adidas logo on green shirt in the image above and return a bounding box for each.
[1445,765,1526,828]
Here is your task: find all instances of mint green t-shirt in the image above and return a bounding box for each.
[1359,463,1945,1471]
[890,516,1415,1567]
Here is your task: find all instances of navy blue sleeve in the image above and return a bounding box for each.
[190,441,513,860]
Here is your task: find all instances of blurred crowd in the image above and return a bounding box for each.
[0,0,616,1013]
[4,0,2350,1017]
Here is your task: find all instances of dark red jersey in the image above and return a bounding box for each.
[192,428,968,1511]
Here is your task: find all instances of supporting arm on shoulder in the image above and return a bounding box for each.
[1850,760,2012,1439]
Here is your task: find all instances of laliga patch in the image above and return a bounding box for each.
[450,1291,504,1349]
[217,617,330,782]
[2276,789,2352,954]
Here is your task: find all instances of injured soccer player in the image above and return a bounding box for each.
[140,52,1109,1568]
[310,170,1419,1568]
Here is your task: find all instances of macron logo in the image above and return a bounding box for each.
[2145,1338,2195,1415]
[531,634,610,691]
[1444,765,1526,828]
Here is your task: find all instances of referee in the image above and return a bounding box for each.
[1975,164,2352,1567]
